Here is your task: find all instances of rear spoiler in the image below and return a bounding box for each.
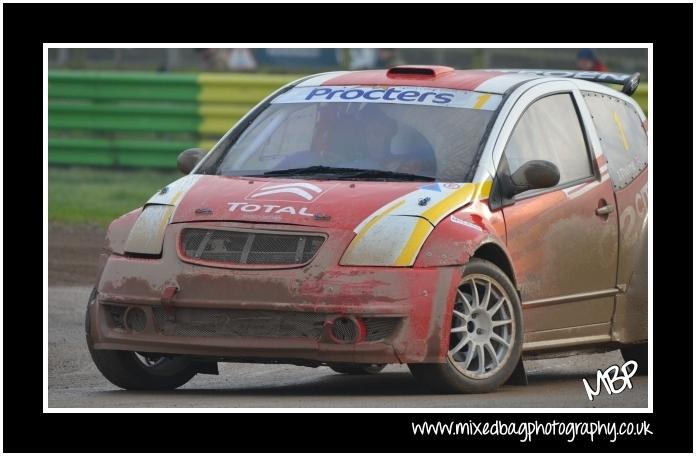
[492,69,641,96]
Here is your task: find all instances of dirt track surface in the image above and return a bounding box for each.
[49,284,648,408]
[48,223,106,286]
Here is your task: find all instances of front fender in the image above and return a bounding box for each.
[105,208,142,255]
[414,205,507,268]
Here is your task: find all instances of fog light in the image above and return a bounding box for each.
[125,307,147,333]
[330,317,366,343]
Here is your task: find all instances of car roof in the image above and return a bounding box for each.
[295,66,638,98]
[296,67,537,94]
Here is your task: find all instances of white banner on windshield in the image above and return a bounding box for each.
[272,85,502,111]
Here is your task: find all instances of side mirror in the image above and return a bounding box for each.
[177,148,206,174]
[509,160,560,195]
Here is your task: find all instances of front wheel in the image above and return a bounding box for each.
[86,305,197,390]
[88,347,199,390]
[409,259,523,394]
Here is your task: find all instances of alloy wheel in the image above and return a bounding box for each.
[447,274,516,379]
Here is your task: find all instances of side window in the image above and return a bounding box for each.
[504,93,593,190]
[582,92,648,190]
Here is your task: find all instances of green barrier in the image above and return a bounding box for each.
[49,102,252,135]
[49,71,200,102]
[49,137,199,167]
[48,70,302,168]
[49,102,201,133]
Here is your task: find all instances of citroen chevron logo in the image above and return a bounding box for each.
[250,182,323,201]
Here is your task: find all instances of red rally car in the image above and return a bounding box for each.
[86,66,649,393]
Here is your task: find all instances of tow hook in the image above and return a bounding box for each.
[161,285,179,315]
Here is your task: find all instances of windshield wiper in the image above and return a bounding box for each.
[260,166,435,181]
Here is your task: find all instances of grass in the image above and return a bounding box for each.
[48,166,182,225]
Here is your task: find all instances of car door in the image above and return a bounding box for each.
[494,83,619,344]
[581,90,649,344]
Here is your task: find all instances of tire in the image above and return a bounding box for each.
[86,304,197,390]
[621,343,648,375]
[408,259,524,394]
[328,363,386,375]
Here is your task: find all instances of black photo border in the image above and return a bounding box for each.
[4,2,692,453]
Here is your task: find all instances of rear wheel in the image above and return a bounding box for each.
[409,259,523,394]
[328,363,386,375]
[621,343,648,375]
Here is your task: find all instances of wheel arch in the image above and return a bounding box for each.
[471,241,517,288]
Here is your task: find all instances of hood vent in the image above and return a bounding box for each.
[387,65,455,78]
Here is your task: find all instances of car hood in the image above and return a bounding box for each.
[171,175,432,229]
[146,174,489,231]
[127,174,492,265]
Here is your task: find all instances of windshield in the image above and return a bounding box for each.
[205,85,501,182]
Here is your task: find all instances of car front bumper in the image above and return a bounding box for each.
[89,245,460,364]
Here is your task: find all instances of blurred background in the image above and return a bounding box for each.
[47,47,648,248]
[49,47,648,73]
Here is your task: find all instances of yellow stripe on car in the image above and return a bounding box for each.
[394,184,479,266]
[124,205,175,255]
[612,111,630,151]
[125,175,202,255]
[394,217,434,266]
[473,94,492,109]
[168,190,184,205]
[342,180,493,267]
[421,184,477,222]
[350,199,406,246]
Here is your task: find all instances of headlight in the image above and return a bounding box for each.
[123,204,174,256]
[339,215,433,267]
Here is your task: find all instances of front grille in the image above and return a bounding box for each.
[152,307,401,342]
[180,228,324,266]
[153,307,327,339]
[364,318,401,341]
